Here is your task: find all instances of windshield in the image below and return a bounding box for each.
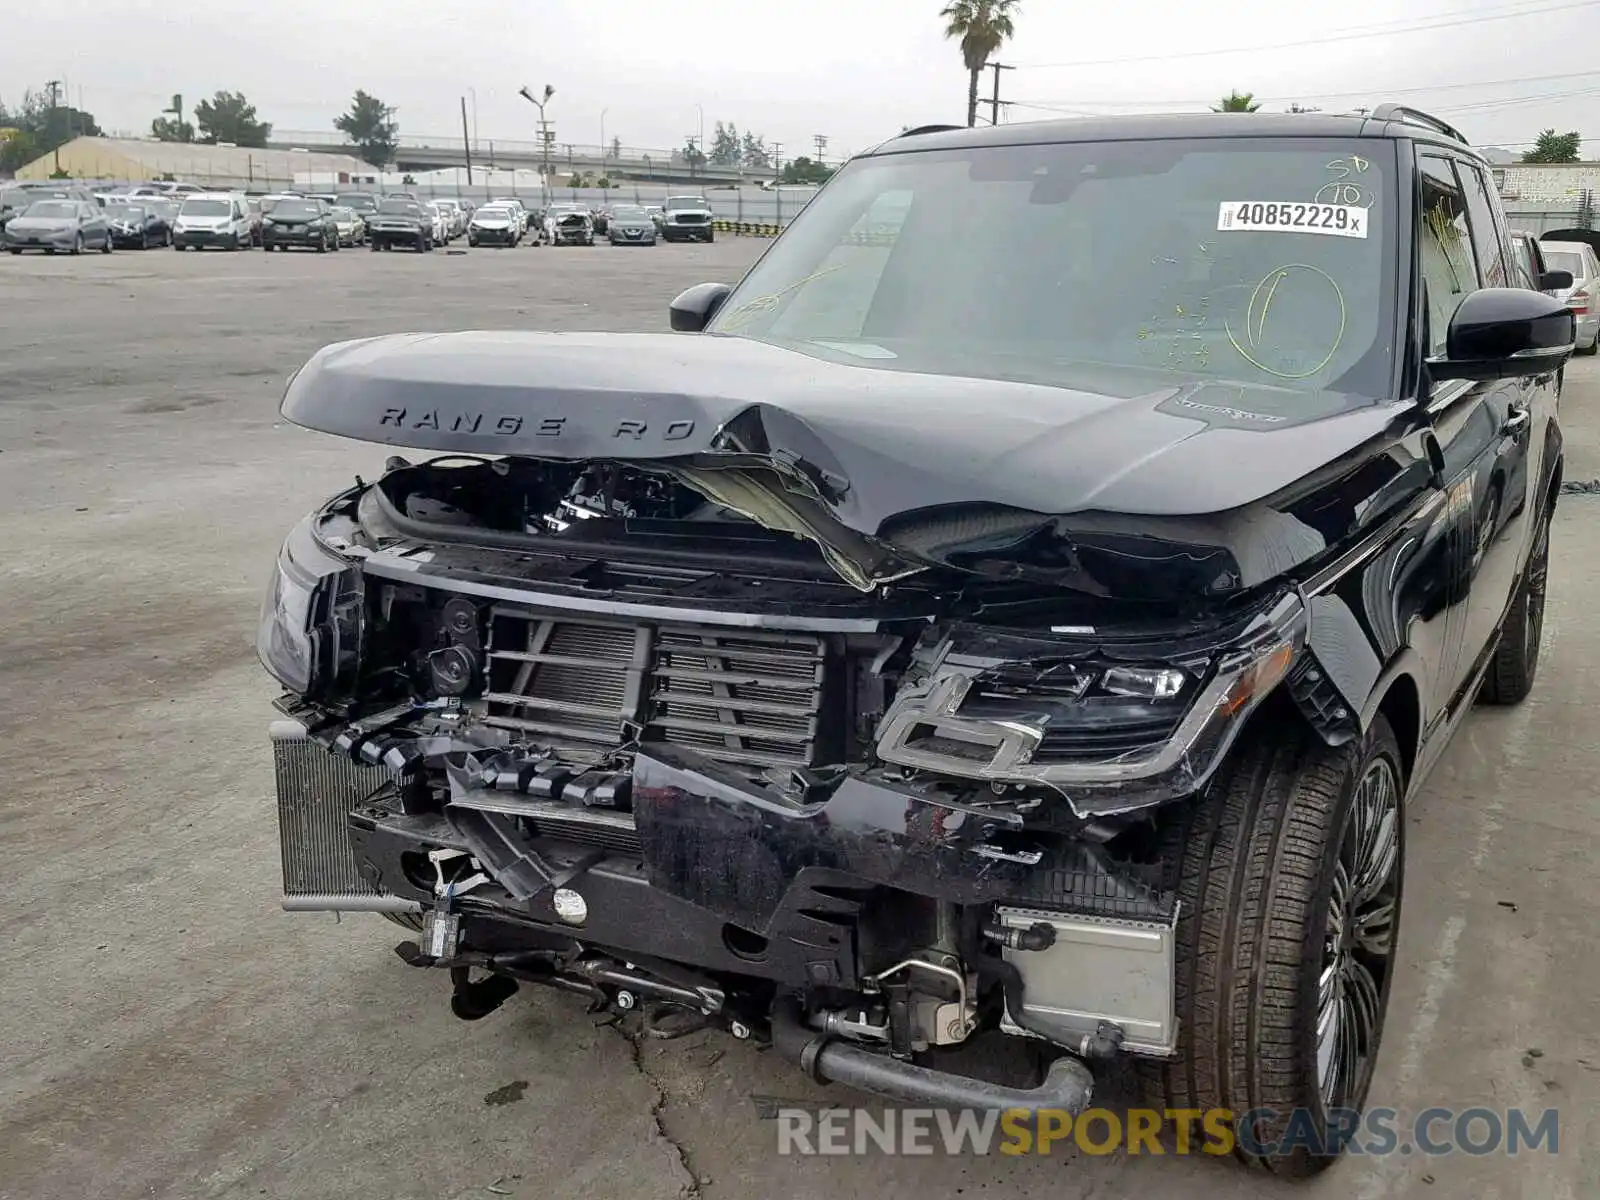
[1,188,28,211]
[337,194,378,211]
[477,206,511,218]
[708,138,1397,400]
[106,204,146,218]
[611,205,647,220]
[1543,249,1586,279]
[273,200,319,218]
[379,199,422,216]
[666,196,707,210]
[24,201,77,218]
[181,199,232,217]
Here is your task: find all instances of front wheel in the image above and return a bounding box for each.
[1480,506,1550,704]
[101,233,113,253]
[1138,715,1404,1177]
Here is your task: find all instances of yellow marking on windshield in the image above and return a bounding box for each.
[1224,263,1347,380]
[715,263,852,331]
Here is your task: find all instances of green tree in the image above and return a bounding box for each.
[0,89,101,163]
[1522,129,1581,163]
[780,155,835,185]
[710,120,741,166]
[681,138,707,167]
[741,131,769,168]
[1214,91,1263,112]
[941,0,1020,128]
[610,135,622,161]
[0,130,39,173]
[150,115,195,142]
[194,91,271,147]
[334,89,398,167]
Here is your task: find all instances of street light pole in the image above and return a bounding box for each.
[600,107,608,165]
[467,87,479,152]
[695,104,704,149]
[518,83,556,206]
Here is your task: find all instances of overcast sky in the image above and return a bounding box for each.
[6,0,1600,158]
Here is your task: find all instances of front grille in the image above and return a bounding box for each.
[272,720,408,902]
[482,608,830,768]
[672,213,710,225]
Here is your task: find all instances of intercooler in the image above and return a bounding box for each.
[270,719,423,913]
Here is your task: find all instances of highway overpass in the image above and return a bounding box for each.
[267,131,761,185]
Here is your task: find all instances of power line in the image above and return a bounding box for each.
[1009,0,1600,70]
[1011,67,1600,112]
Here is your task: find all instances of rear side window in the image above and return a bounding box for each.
[1457,162,1510,287]
[1418,156,1480,357]
[1509,237,1540,289]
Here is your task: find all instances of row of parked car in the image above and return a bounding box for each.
[0,179,724,256]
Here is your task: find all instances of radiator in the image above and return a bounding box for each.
[270,719,422,913]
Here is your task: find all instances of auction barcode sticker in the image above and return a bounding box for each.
[1218,201,1368,238]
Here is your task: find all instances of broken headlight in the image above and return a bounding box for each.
[873,591,1307,815]
[256,514,365,698]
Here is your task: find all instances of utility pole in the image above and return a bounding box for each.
[988,62,1014,127]
[46,80,62,172]
[460,96,474,185]
[770,141,783,185]
[686,136,700,181]
[812,134,828,165]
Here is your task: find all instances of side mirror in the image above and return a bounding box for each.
[1427,287,1575,382]
[1539,269,1573,291]
[669,282,733,332]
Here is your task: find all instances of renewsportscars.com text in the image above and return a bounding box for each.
[766,1104,1560,1158]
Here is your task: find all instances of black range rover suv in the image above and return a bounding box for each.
[258,106,1572,1174]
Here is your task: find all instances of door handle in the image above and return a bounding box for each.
[1502,408,1531,435]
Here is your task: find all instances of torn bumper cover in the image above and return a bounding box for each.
[456,750,1156,976]
[277,725,1174,983]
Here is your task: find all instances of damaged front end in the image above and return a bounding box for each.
[262,441,1315,1111]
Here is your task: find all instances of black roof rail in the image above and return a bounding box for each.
[897,124,965,138]
[1368,104,1468,146]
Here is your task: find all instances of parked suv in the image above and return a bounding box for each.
[258,107,1571,1177]
[660,193,714,241]
[261,197,340,253]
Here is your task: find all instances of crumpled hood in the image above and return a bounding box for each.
[281,330,1413,597]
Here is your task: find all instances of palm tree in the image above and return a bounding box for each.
[941,0,1021,128]
[1214,91,1263,113]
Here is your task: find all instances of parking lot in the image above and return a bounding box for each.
[2,241,1597,1200]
